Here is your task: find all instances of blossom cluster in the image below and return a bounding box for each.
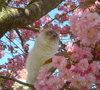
[70,11,100,46]
[35,2,100,90]
[35,53,100,90]
[35,67,64,90]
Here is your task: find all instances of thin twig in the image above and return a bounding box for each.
[45,6,78,26]
[5,35,25,54]
[15,28,24,46]
[0,76,35,89]
[1,82,13,90]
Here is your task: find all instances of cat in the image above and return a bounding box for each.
[26,29,59,89]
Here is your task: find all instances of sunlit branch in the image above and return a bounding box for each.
[0,76,35,89]
[19,27,39,32]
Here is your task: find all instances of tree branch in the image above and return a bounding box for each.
[0,0,64,38]
[19,27,39,32]
[0,76,35,89]
[15,28,24,46]
[45,6,77,26]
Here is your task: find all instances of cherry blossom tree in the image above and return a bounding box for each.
[0,0,100,90]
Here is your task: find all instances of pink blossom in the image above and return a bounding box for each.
[59,25,70,37]
[70,11,100,46]
[89,61,100,74]
[42,15,50,24]
[7,30,17,42]
[65,41,73,52]
[46,76,64,90]
[23,44,29,51]
[0,51,5,58]
[21,29,37,42]
[70,74,87,89]
[84,74,96,89]
[69,15,78,35]
[0,42,5,51]
[35,81,52,90]
[76,59,89,72]
[37,67,51,81]
[65,44,93,61]
[58,6,64,11]
[52,56,67,70]
[35,67,64,90]
[32,19,42,28]
[59,69,74,82]
[35,76,64,90]
[59,15,68,23]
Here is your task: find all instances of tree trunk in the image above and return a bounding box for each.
[0,0,63,38]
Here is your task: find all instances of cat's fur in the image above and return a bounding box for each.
[26,29,59,87]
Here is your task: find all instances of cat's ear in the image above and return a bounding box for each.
[41,25,60,35]
[41,24,53,32]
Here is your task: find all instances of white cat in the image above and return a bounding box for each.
[26,29,59,88]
